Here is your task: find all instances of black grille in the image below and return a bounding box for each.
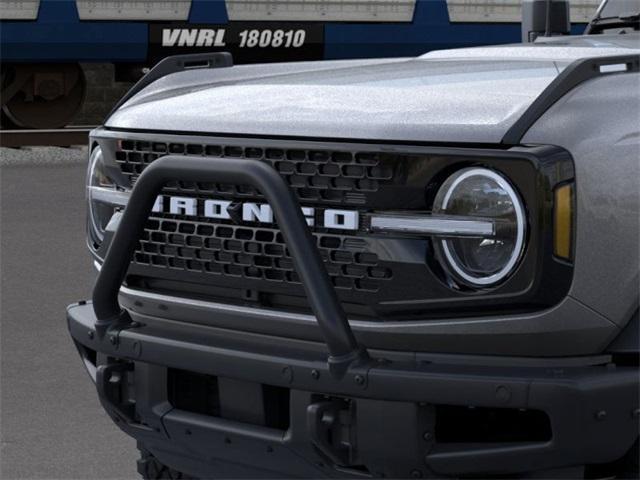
[114,139,397,296]
[136,217,392,293]
[116,140,394,205]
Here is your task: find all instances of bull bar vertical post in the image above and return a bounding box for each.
[92,155,369,377]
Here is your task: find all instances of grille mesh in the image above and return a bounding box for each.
[136,217,392,292]
[116,139,395,293]
[116,140,394,204]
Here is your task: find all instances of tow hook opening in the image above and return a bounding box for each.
[435,405,552,443]
[167,368,291,431]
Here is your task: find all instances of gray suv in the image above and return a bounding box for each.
[68,1,639,478]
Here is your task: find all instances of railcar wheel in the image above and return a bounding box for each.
[1,63,86,129]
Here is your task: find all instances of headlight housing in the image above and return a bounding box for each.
[87,146,129,244]
[432,168,526,288]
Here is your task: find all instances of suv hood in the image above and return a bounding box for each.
[106,35,639,144]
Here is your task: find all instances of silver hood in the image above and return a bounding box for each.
[106,34,639,144]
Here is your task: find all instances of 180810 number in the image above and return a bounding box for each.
[238,29,307,48]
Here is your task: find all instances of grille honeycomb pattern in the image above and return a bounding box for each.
[134,216,393,292]
[116,139,395,292]
[116,140,395,204]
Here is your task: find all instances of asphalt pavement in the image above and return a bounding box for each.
[1,149,137,479]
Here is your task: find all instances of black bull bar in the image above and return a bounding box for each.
[92,155,369,377]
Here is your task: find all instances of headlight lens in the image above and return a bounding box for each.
[433,168,526,287]
[87,146,129,243]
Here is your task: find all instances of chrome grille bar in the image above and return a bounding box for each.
[370,214,495,237]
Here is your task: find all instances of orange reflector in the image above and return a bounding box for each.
[554,184,573,260]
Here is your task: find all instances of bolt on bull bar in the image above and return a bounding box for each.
[92,155,370,378]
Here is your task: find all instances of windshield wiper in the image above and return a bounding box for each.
[585,13,640,34]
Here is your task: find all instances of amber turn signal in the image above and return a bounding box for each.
[554,184,574,260]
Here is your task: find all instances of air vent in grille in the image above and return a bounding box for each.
[115,140,394,205]
[136,217,392,293]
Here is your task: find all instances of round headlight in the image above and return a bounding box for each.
[87,146,128,243]
[432,168,526,287]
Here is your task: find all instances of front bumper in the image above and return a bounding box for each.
[68,301,639,478]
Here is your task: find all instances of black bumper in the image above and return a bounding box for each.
[68,301,639,478]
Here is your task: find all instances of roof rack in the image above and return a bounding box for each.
[502,54,640,145]
[106,52,233,120]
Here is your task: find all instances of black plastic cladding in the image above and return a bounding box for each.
[96,133,575,320]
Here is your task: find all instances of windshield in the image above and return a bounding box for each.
[597,0,640,19]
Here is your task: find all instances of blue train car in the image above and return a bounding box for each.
[0,0,598,128]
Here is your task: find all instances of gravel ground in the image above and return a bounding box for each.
[1,153,137,479]
[0,147,88,167]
